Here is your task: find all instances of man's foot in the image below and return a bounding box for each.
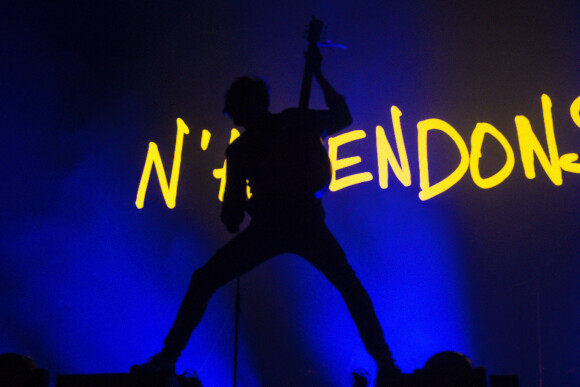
[130,352,176,374]
[350,368,371,386]
[375,363,403,387]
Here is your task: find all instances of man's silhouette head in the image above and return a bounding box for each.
[223,77,270,127]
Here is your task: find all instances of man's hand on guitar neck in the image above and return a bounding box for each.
[304,47,341,104]
[304,47,323,75]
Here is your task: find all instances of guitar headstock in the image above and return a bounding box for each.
[304,16,326,48]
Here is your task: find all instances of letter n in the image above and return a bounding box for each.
[515,94,562,185]
[376,106,411,188]
[135,118,190,209]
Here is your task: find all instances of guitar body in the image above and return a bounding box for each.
[303,131,332,196]
[243,110,331,198]
[281,119,331,196]
[246,17,334,200]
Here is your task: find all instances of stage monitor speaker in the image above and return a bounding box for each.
[489,374,519,387]
[56,372,179,387]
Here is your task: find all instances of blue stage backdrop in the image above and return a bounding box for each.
[1,1,579,386]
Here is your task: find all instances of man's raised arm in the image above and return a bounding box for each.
[307,50,353,134]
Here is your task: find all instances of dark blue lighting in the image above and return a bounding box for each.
[1,2,580,387]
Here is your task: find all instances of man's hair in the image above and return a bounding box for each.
[224,76,270,113]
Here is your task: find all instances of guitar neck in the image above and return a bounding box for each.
[300,17,324,111]
[299,61,314,110]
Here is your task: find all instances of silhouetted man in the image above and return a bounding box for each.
[132,54,401,386]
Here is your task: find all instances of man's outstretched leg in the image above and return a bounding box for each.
[329,269,402,386]
[130,267,220,373]
[318,259,402,386]
[333,275,402,386]
[130,259,226,373]
[131,223,280,373]
[294,223,401,386]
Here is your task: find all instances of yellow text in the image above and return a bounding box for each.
[135,118,189,209]
[135,94,580,208]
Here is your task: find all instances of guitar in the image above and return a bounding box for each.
[299,17,325,110]
[297,17,332,197]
